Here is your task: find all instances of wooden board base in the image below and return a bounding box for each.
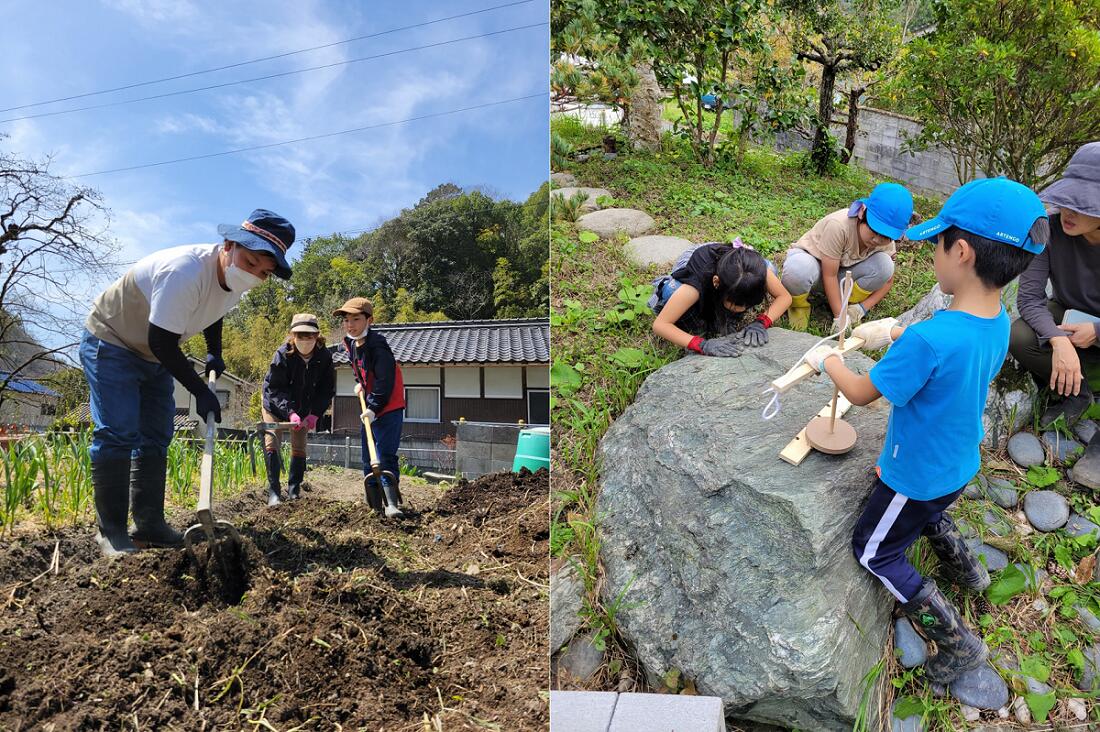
[805,416,857,454]
[779,396,853,465]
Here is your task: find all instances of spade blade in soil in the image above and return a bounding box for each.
[363,474,385,513]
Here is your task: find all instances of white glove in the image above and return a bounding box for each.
[804,344,844,374]
[353,382,363,396]
[846,302,867,326]
[852,317,898,350]
[361,408,376,424]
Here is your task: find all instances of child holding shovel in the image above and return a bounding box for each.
[803,178,1049,686]
[333,297,406,516]
[261,313,336,506]
[649,239,792,357]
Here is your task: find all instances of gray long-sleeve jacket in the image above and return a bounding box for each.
[1017,213,1100,345]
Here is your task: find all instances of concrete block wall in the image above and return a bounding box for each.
[773,107,980,196]
[454,421,524,479]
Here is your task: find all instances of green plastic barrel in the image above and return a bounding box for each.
[512,427,550,472]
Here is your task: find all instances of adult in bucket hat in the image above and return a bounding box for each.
[81,208,295,556]
[781,182,914,331]
[1009,142,1100,487]
[261,313,335,505]
[332,297,407,516]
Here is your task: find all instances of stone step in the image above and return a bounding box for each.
[624,235,693,268]
[577,208,656,239]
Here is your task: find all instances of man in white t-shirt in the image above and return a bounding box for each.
[80,209,295,557]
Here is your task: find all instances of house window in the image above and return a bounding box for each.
[484,366,523,399]
[405,386,441,423]
[40,403,57,416]
[445,367,480,398]
[527,389,549,425]
[217,390,230,409]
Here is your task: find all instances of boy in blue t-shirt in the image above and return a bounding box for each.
[803,178,1049,685]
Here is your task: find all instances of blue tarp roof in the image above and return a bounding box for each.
[0,372,59,397]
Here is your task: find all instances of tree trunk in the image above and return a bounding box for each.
[811,64,838,174]
[842,87,863,164]
[627,61,663,152]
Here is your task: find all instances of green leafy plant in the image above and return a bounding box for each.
[987,562,1028,605]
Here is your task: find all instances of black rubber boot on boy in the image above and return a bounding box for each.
[923,515,990,592]
[93,458,138,557]
[265,451,283,506]
[902,577,989,685]
[129,453,184,548]
[287,456,306,500]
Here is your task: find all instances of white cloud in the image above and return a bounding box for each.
[101,0,200,25]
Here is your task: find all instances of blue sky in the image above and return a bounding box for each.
[1,0,548,280]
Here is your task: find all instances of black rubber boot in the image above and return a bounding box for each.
[93,457,138,557]
[902,577,989,685]
[381,475,404,518]
[129,452,184,548]
[287,455,306,500]
[1041,382,1094,429]
[923,515,990,592]
[265,451,282,506]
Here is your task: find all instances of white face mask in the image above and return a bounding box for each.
[348,324,369,340]
[294,337,316,355]
[225,263,263,292]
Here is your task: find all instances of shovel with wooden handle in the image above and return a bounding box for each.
[183,372,242,562]
[347,338,403,518]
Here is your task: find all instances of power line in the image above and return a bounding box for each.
[0,0,536,114]
[0,23,547,125]
[69,93,547,178]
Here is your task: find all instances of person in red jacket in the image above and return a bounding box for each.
[333,297,406,512]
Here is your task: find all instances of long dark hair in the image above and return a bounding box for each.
[715,246,767,310]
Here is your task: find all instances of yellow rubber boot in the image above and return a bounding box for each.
[787,292,810,331]
[849,281,874,304]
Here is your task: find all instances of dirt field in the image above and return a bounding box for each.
[0,467,549,731]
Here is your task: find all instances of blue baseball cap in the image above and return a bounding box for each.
[218,209,296,280]
[857,182,914,240]
[906,178,1047,254]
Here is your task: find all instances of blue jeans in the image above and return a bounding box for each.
[79,330,175,463]
[361,408,403,487]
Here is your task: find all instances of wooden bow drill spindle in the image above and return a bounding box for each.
[804,271,858,455]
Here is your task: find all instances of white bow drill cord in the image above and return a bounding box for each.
[760,274,855,421]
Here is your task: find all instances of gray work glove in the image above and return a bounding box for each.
[742,320,768,347]
[701,337,743,358]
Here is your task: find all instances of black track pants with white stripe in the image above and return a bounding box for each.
[851,477,963,603]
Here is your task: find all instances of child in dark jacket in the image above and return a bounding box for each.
[332,297,406,514]
[261,313,336,505]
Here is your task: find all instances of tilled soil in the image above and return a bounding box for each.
[0,468,549,731]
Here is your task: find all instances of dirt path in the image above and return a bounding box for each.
[0,467,549,731]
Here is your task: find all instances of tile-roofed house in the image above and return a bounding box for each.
[0,372,61,429]
[330,318,550,365]
[329,317,549,441]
